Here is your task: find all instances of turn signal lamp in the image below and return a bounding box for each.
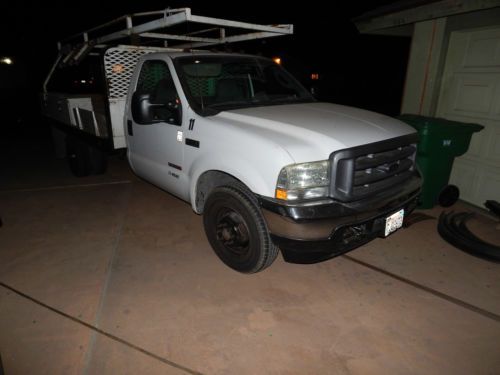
[275,189,288,200]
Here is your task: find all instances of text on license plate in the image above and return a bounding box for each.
[385,209,405,237]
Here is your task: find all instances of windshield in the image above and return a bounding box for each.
[174,55,314,115]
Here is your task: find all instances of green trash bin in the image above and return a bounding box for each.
[398,114,484,209]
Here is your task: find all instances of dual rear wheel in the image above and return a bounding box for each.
[66,137,107,177]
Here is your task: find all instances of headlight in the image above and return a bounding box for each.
[275,160,330,201]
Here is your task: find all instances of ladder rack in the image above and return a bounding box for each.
[58,8,293,64]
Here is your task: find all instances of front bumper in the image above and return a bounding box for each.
[259,176,421,263]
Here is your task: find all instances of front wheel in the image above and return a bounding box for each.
[203,184,279,273]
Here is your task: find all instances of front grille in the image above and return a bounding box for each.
[330,134,418,202]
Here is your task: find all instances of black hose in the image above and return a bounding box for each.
[484,200,500,219]
[438,211,500,262]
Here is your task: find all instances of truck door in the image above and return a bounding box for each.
[126,59,187,199]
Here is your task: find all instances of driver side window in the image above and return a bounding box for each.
[137,60,182,125]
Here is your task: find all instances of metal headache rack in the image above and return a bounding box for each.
[58,7,293,65]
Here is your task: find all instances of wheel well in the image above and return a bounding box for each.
[195,170,246,213]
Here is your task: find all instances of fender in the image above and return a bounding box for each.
[188,155,283,213]
[185,113,295,213]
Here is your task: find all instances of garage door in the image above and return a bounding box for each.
[436,26,500,207]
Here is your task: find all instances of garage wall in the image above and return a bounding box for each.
[401,18,447,116]
[436,26,500,206]
[399,7,500,207]
[401,7,500,117]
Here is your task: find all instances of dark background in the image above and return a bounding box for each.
[0,1,410,131]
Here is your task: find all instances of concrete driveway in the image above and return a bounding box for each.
[1,129,499,374]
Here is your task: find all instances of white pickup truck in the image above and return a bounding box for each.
[41,9,421,273]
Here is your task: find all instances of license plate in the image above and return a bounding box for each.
[385,209,405,237]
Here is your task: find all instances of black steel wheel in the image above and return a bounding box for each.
[66,137,90,177]
[66,137,107,176]
[88,146,108,174]
[203,184,278,273]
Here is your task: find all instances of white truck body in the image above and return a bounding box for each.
[41,9,422,273]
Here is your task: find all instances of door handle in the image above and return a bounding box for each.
[127,119,133,136]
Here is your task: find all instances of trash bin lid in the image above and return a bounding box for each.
[398,114,484,133]
[398,114,484,157]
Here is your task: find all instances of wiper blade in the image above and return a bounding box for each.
[205,99,257,108]
[268,95,315,104]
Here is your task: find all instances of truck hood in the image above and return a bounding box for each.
[216,102,416,163]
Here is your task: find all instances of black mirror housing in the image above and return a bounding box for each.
[131,92,164,125]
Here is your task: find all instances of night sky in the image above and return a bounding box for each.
[0,1,410,124]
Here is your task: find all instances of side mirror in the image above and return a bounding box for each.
[131,92,166,125]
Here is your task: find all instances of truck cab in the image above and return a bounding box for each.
[41,8,421,273]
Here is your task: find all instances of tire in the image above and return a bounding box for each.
[50,125,67,159]
[88,146,107,174]
[203,184,279,273]
[66,137,107,176]
[66,137,90,177]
